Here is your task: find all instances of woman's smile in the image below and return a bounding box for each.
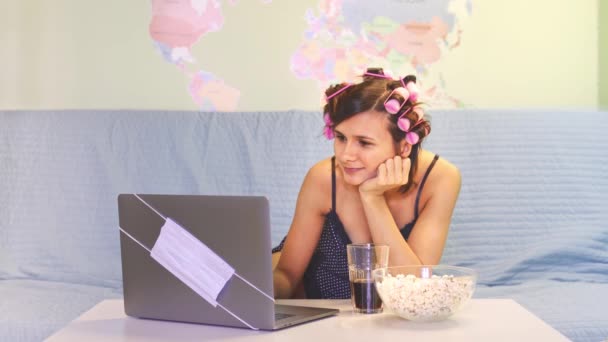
[342,166,364,175]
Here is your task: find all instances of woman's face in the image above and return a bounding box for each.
[333,110,406,186]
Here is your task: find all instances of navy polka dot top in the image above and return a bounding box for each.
[272,155,439,299]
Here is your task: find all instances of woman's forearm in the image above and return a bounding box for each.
[273,268,294,299]
[360,194,422,266]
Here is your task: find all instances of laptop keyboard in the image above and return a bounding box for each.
[275,312,296,321]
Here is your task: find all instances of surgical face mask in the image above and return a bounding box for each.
[150,218,235,307]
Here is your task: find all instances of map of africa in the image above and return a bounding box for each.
[149,0,472,111]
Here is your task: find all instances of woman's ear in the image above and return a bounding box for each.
[399,140,412,158]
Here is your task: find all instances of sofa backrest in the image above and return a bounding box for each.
[1,109,607,288]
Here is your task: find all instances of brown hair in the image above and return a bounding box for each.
[323,68,431,193]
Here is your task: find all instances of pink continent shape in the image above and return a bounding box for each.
[149,0,224,48]
[189,73,240,111]
[386,16,449,65]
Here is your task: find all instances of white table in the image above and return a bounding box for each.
[45,299,571,341]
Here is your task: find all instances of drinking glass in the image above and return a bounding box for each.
[346,243,389,314]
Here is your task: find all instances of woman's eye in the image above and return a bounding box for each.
[336,135,346,142]
[359,140,371,147]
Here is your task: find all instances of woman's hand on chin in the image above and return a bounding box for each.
[358,156,411,199]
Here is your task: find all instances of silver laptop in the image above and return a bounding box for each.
[118,194,338,330]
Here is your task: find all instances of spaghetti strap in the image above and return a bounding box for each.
[331,156,336,210]
[414,154,440,220]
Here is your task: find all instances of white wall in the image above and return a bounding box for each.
[439,1,598,109]
[0,0,598,110]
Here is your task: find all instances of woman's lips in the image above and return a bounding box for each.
[343,167,363,175]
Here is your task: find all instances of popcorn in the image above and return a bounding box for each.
[375,273,475,321]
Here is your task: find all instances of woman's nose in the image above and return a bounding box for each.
[340,141,357,160]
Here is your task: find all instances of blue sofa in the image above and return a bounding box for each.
[1,109,607,342]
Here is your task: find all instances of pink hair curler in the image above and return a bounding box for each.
[405,131,419,145]
[323,113,334,140]
[412,106,424,120]
[402,118,425,145]
[323,126,334,140]
[405,81,420,103]
[364,71,393,79]
[326,84,353,101]
[383,87,410,114]
[397,116,411,132]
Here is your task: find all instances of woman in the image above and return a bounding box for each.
[272,67,461,299]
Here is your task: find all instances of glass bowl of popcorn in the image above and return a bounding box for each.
[372,265,477,322]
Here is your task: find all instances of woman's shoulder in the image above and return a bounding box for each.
[299,157,334,213]
[420,150,461,191]
[304,157,334,187]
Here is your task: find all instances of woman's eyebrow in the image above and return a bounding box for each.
[356,135,375,141]
[334,129,376,141]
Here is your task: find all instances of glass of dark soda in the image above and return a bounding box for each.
[347,243,389,314]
